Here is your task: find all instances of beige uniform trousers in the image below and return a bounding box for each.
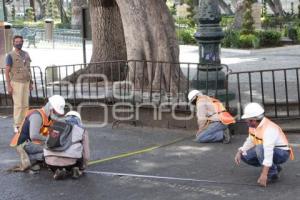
[11,81,30,128]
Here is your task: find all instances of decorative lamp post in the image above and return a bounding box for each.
[193,0,227,98]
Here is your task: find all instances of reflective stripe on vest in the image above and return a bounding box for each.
[248,117,294,160]
[10,108,52,147]
[197,96,235,125]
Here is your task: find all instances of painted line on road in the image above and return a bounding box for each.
[85,170,259,187]
[88,135,194,166]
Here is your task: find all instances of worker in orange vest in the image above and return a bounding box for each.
[188,90,235,144]
[9,95,65,172]
[234,102,294,187]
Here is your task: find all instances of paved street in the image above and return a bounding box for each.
[1,115,300,200]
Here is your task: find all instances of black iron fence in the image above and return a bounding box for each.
[1,61,300,120]
[0,66,44,106]
[227,67,300,119]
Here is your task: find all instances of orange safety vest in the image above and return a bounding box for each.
[197,96,235,125]
[248,117,294,160]
[10,108,53,147]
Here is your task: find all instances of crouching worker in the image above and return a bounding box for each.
[9,95,65,172]
[44,111,90,180]
[234,103,294,187]
[188,90,235,144]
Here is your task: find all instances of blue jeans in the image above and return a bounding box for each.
[195,121,227,143]
[241,145,290,178]
[24,142,44,163]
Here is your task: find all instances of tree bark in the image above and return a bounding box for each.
[71,0,87,29]
[267,0,285,16]
[115,0,186,93]
[218,0,233,15]
[232,0,245,29]
[53,0,70,24]
[65,0,127,82]
[66,0,186,94]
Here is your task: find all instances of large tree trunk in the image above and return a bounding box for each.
[218,0,233,15]
[232,0,245,29]
[115,0,186,93]
[54,0,70,24]
[267,0,285,16]
[36,0,49,19]
[71,0,87,29]
[65,0,127,82]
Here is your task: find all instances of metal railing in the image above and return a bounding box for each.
[44,61,225,107]
[2,61,300,120]
[227,66,300,119]
[0,66,45,106]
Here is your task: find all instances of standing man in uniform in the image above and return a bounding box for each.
[188,90,235,143]
[234,102,293,187]
[5,35,33,133]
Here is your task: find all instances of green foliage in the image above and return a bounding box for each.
[241,0,255,35]
[183,0,195,19]
[176,28,197,45]
[221,30,282,49]
[256,30,281,47]
[46,1,53,18]
[11,5,15,21]
[25,7,34,22]
[239,34,257,48]
[12,20,44,28]
[167,0,176,16]
[175,17,195,28]
[55,22,71,29]
[46,0,59,19]
[221,16,234,28]
[222,29,240,48]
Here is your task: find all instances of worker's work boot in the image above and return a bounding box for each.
[223,128,231,144]
[71,167,83,179]
[53,168,67,180]
[16,145,31,171]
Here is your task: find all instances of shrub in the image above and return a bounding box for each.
[239,34,258,48]
[55,22,71,29]
[176,28,197,44]
[221,29,240,48]
[256,30,281,47]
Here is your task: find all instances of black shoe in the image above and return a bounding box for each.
[268,174,279,183]
[223,128,231,144]
[277,165,282,173]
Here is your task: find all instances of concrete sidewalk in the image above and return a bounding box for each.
[0,115,300,200]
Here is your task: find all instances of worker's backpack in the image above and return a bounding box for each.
[46,120,73,151]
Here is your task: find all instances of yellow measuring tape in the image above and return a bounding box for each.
[88,135,194,166]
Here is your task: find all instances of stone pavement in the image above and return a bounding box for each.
[0,115,300,200]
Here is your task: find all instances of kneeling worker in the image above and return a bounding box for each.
[10,95,65,171]
[234,102,294,187]
[44,111,90,180]
[188,90,235,143]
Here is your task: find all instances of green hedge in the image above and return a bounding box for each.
[256,30,281,47]
[222,29,282,49]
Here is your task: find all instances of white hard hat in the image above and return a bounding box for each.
[188,90,203,102]
[66,111,81,121]
[241,102,265,119]
[48,95,65,115]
